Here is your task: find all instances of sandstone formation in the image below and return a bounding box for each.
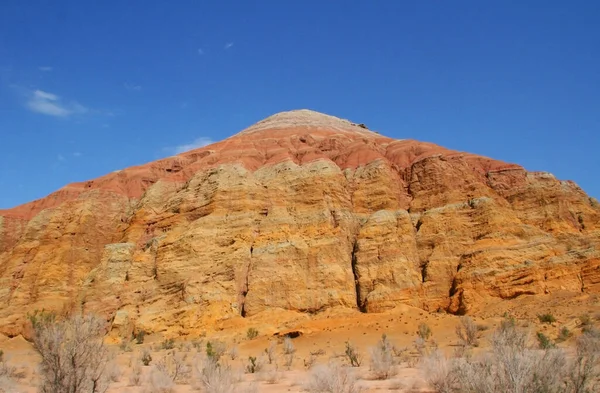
[0,109,599,337]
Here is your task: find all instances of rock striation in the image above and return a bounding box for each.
[0,109,598,337]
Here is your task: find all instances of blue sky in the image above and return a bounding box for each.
[1,1,599,208]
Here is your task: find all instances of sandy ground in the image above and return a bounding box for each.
[2,291,599,392]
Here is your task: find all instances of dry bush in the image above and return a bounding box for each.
[283,337,296,355]
[369,334,396,380]
[304,362,362,393]
[420,350,455,393]
[284,353,294,370]
[143,366,175,393]
[417,323,432,340]
[156,351,189,383]
[344,341,362,367]
[28,311,110,393]
[206,341,227,363]
[228,346,239,360]
[258,366,282,384]
[264,341,277,364]
[0,356,17,393]
[128,362,143,386]
[106,361,121,383]
[425,321,569,393]
[455,316,479,347]
[566,331,600,393]
[192,356,238,393]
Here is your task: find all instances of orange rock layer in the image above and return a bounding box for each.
[0,110,598,337]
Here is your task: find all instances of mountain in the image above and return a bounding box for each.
[0,109,598,337]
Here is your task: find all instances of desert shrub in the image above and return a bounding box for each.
[246,327,259,340]
[228,346,239,360]
[206,341,227,363]
[143,366,175,393]
[106,361,121,382]
[141,349,153,366]
[565,331,600,393]
[420,350,455,393]
[537,332,556,349]
[369,334,395,380]
[0,353,18,393]
[538,313,557,324]
[284,353,294,370]
[264,341,277,364]
[245,357,258,374]
[283,336,296,355]
[155,351,189,383]
[160,338,175,350]
[344,341,361,367]
[417,322,432,340]
[192,356,237,393]
[258,367,282,384]
[120,339,133,352]
[135,330,146,344]
[28,311,110,393]
[128,362,143,386]
[304,362,362,393]
[455,316,479,347]
[557,327,572,343]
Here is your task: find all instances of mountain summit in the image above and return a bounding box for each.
[0,110,598,336]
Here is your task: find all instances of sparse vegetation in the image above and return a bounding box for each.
[455,316,479,347]
[557,326,573,343]
[28,311,110,393]
[155,350,189,383]
[192,356,237,393]
[369,334,395,380]
[417,322,432,340]
[161,338,176,350]
[418,317,600,393]
[206,341,227,363]
[344,341,362,367]
[245,356,261,374]
[144,366,175,393]
[141,349,153,366]
[538,313,557,324]
[283,336,296,355]
[537,332,556,349]
[128,362,142,386]
[135,330,146,344]
[264,341,277,364]
[304,362,362,393]
[246,327,259,340]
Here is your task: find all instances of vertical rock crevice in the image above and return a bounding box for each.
[240,245,253,317]
[351,239,366,313]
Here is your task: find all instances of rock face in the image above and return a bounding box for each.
[1,110,599,336]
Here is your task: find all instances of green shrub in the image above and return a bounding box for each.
[160,338,175,350]
[246,327,259,340]
[245,356,261,373]
[141,349,152,366]
[135,330,146,345]
[537,313,556,324]
[557,327,572,342]
[536,332,555,349]
[344,341,361,367]
[417,323,432,340]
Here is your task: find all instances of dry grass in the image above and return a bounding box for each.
[304,362,362,393]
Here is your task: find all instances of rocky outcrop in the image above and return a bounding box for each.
[0,109,598,336]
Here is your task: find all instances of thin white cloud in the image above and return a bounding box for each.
[57,154,65,161]
[38,66,53,72]
[224,42,234,50]
[26,90,88,117]
[124,83,142,91]
[198,48,204,55]
[73,152,82,157]
[170,137,214,155]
